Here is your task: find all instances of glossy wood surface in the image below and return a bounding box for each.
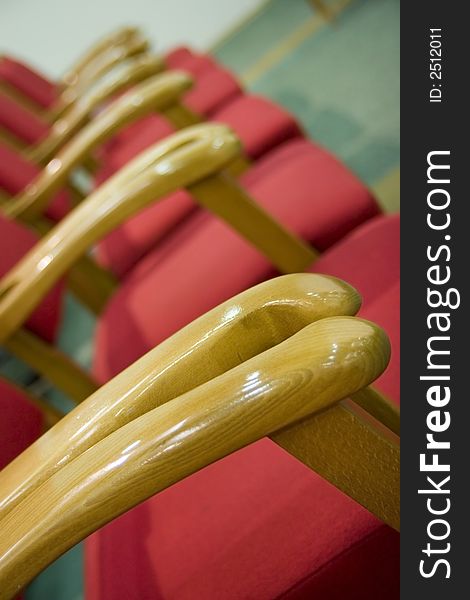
[29,54,166,164]
[5,71,192,223]
[0,310,392,598]
[0,273,360,516]
[53,28,150,118]
[60,26,142,87]
[0,124,320,345]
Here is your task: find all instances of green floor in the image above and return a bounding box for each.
[19,0,399,597]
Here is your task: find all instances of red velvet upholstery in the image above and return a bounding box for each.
[0,378,44,470]
[0,214,63,342]
[0,143,71,222]
[0,92,50,145]
[94,139,380,378]
[0,56,56,109]
[87,217,399,600]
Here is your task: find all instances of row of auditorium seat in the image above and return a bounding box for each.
[0,28,399,600]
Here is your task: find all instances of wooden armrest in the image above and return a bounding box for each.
[60,26,143,87]
[0,273,360,516]
[66,34,150,95]
[28,53,166,164]
[5,70,192,224]
[0,306,393,596]
[0,123,314,343]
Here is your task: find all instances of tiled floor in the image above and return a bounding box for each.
[21,0,399,597]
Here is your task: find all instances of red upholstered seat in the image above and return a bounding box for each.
[94,139,380,377]
[96,97,303,277]
[309,214,400,403]
[102,94,302,178]
[102,56,243,159]
[86,215,399,600]
[214,94,303,159]
[183,64,242,116]
[86,439,398,600]
[0,215,64,343]
[0,92,50,145]
[0,48,218,115]
[165,46,218,75]
[0,55,56,109]
[0,143,71,222]
[0,378,44,470]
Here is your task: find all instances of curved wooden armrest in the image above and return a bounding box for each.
[28,54,167,164]
[0,312,392,596]
[0,123,313,342]
[0,273,360,517]
[60,26,142,87]
[5,70,192,224]
[67,34,150,95]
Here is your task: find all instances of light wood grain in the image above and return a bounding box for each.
[60,26,142,87]
[5,70,192,224]
[28,54,166,164]
[0,124,317,345]
[0,273,360,516]
[0,313,392,598]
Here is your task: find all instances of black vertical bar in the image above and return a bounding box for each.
[401,2,468,598]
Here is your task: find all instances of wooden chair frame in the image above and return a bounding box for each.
[0,274,398,598]
[0,123,314,402]
[0,27,149,121]
[0,123,398,434]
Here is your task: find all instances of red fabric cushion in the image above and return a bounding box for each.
[88,209,398,600]
[86,439,398,600]
[0,56,56,109]
[97,114,176,181]
[214,94,303,159]
[96,96,303,277]
[165,46,218,77]
[0,143,71,222]
[96,189,198,279]
[309,214,400,404]
[183,64,242,116]
[0,214,63,342]
[0,378,43,470]
[94,139,379,380]
[164,46,195,68]
[88,218,399,600]
[101,48,240,159]
[100,94,301,180]
[0,92,50,145]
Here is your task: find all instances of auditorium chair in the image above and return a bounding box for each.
[0,26,149,118]
[0,122,385,399]
[1,67,301,239]
[5,89,368,293]
[0,40,245,163]
[0,274,399,600]
[0,54,174,164]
